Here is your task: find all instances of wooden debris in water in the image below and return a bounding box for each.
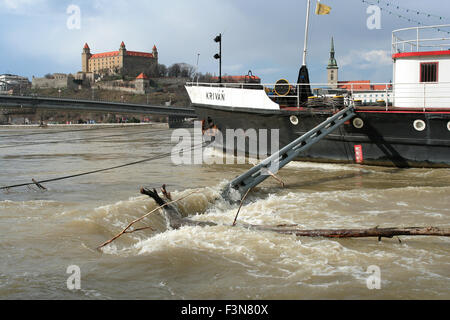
[32,178,47,191]
[97,186,450,250]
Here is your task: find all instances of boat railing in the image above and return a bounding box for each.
[392,24,450,54]
[186,81,394,109]
[187,81,450,111]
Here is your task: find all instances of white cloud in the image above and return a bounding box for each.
[340,49,392,70]
[0,0,48,13]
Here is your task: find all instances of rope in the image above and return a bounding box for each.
[0,141,210,191]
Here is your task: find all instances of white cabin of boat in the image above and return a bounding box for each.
[392,24,450,109]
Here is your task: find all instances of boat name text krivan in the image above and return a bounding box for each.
[206,91,225,101]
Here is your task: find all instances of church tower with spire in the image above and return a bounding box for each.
[327,37,338,89]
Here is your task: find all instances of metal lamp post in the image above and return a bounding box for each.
[214,34,222,83]
[196,53,200,84]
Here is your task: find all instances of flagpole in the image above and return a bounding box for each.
[302,0,312,66]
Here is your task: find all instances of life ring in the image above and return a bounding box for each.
[274,79,291,96]
[413,119,426,132]
[353,118,364,129]
[290,115,299,125]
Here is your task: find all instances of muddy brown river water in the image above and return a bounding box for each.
[0,124,449,299]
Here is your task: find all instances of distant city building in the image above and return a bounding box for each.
[95,72,151,94]
[211,75,261,83]
[134,72,151,94]
[0,74,31,94]
[327,38,393,104]
[32,73,77,89]
[338,80,393,104]
[81,42,158,78]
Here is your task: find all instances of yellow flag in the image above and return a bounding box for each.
[315,1,331,15]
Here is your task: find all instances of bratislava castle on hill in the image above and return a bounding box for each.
[81,41,158,77]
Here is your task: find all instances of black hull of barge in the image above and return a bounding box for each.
[193,104,450,168]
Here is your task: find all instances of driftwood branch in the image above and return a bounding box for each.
[32,178,47,190]
[97,189,199,250]
[247,225,450,239]
[264,169,285,188]
[232,187,252,226]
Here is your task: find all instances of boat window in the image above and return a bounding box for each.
[420,62,438,82]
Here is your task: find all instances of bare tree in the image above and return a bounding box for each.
[157,64,168,77]
[168,64,182,77]
[180,63,196,78]
[198,72,213,82]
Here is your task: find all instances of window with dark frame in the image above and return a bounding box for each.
[420,62,438,83]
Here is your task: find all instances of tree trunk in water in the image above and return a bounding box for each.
[247,225,450,239]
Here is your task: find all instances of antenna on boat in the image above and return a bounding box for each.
[298,0,313,102]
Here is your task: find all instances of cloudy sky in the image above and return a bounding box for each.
[1,0,449,84]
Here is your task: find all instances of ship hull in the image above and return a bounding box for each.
[193,104,450,168]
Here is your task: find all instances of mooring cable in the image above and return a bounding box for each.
[0,141,210,191]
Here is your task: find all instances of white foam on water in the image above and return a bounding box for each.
[0,199,61,210]
[203,146,378,175]
[284,161,369,172]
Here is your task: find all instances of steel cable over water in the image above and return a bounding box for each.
[0,140,211,191]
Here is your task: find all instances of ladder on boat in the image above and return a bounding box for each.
[222,106,356,200]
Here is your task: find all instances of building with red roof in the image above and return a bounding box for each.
[326,39,393,104]
[136,72,149,80]
[82,41,158,78]
[211,75,261,84]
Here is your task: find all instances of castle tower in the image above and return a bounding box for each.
[119,41,126,54]
[82,43,91,73]
[135,72,149,94]
[152,45,158,61]
[119,41,126,73]
[327,37,339,89]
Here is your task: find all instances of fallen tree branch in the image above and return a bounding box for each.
[97,189,199,250]
[32,178,47,190]
[232,187,252,226]
[246,225,450,239]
